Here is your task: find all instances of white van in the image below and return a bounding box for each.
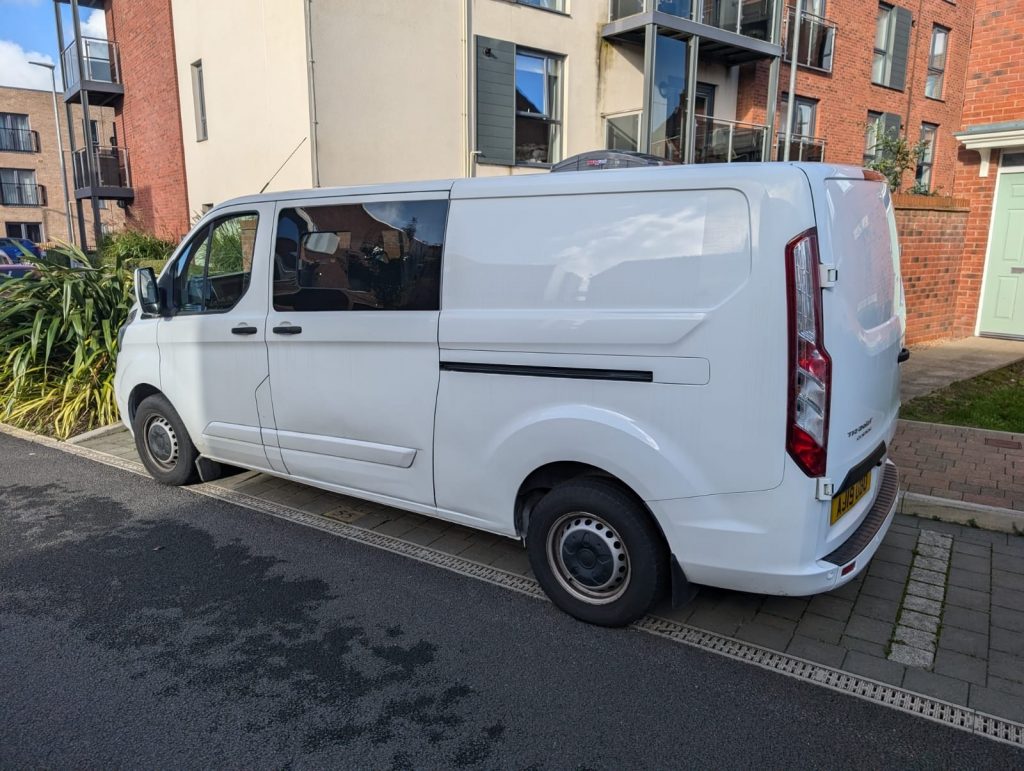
[116,162,905,627]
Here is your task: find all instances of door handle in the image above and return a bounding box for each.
[231,324,258,336]
[272,324,303,335]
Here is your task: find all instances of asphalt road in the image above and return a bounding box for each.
[1,430,1021,769]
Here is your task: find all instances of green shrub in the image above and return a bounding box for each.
[97,229,175,271]
[0,243,133,438]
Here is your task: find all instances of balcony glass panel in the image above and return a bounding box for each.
[702,0,775,41]
[72,146,131,190]
[783,6,836,72]
[648,33,688,162]
[776,134,826,162]
[610,0,692,21]
[61,37,120,88]
[693,116,766,163]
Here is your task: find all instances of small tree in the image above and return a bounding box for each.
[866,129,929,193]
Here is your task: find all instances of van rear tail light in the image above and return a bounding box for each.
[786,229,831,477]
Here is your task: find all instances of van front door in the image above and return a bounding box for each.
[264,193,449,506]
[157,203,276,471]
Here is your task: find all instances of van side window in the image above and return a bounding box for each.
[172,212,259,313]
[273,200,448,312]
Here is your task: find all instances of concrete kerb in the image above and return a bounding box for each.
[66,423,126,445]
[900,491,1024,536]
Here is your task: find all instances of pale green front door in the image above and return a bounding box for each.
[979,169,1024,337]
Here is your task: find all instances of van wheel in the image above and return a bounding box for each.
[526,478,668,627]
[132,394,200,486]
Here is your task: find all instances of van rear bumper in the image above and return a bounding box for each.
[652,461,900,597]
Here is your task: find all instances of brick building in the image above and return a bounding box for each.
[0,84,123,249]
[48,0,1024,341]
[53,0,189,248]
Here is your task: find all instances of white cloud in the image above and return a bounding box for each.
[0,39,57,91]
[80,8,107,39]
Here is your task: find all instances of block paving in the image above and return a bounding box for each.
[77,427,1024,726]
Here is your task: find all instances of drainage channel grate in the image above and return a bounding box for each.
[6,422,1022,750]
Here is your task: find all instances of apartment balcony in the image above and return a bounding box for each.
[782,5,836,73]
[0,128,40,153]
[61,36,124,106]
[0,183,47,207]
[72,145,133,200]
[605,0,782,65]
[776,133,826,161]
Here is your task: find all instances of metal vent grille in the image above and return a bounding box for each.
[7,421,1020,750]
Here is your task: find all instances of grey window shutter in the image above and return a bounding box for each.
[888,7,912,90]
[476,36,516,166]
[883,112,902,141]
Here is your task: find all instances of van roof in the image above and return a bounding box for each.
[212,163,870,211]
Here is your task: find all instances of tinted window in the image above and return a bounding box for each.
[172,213,258,313]
[273,200,448,312]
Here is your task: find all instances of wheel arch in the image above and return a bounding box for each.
[127,383,163,424]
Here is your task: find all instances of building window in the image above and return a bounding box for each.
[273,200,448,312]
[872,3,911,89]
[925,26,949,99]
[5,222,43,242]
[785,95,818,137]
[606,113,640,151]
[0,113,36,153]
[515,0,565,11]
[864,111,885,164]
[515,50,562,165]
[191,60,208,141]
[0,168,42,206]
[872,5,895,85]
[915,123,938,190]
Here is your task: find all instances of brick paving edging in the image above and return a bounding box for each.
[5,422,1024,732]
[891,419,1024,512]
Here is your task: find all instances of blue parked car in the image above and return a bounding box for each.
[0,237,43,262]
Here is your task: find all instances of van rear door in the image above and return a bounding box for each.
[810,169,905,484]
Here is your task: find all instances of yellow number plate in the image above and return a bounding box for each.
[830,471,872,525]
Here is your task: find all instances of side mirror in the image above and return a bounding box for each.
[134,267,161,315]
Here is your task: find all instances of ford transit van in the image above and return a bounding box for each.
[116,163,905,627]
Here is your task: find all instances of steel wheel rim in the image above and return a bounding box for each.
[546,511,631,605]
[144,415,179,471]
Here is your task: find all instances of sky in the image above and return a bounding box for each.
[0,0,107,92]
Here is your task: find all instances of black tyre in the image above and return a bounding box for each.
[526,478,668,627]
[132,393,200,486]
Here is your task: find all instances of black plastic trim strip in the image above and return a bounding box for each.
[835,442,887,497]
[823,462,900,566]
[439,361,653,383]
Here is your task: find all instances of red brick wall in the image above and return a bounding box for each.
[105,0,189,242]
[737,0,974,193]
[894,202,970,344]
[951,0,1024,335]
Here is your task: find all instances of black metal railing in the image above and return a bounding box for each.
[782,6,837,72]
[61,36,121,88]
[72,145,131,189]
[0,183,46,207]
[0,128,40,153]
